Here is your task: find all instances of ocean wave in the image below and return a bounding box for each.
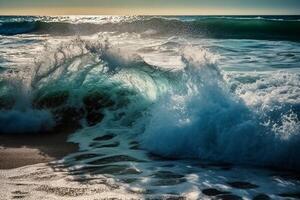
[0,21,37,35]
[0,109,54,134]
[0,36,165,133]
[140,46,300,170]
[1,17,300,41]
[0,36,299,171]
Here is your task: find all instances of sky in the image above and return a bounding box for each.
[0,0,299,15]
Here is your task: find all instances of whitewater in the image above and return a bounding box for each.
[0,16,300,199]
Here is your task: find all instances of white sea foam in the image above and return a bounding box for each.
[141,46,300,169]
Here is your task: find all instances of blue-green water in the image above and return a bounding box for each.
[0,16,300,199]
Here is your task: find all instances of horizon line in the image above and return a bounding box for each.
[0,7,299,16]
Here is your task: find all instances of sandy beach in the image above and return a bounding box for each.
[0,131,78,169]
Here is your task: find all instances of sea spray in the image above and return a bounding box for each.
[0,36,167,133]
[0,33,299,170]
[140,47,300,170]
[0,73,55,134]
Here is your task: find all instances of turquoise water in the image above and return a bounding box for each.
[0,16,300,199]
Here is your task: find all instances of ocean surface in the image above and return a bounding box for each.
[0,16,300,199]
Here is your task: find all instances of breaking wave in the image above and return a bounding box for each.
[141,47,300,170]
[0,36,299,171]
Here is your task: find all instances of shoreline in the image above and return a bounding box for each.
[0,130,78,169]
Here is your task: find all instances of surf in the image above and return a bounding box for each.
[0,34,299,172]
[1,16,300,41]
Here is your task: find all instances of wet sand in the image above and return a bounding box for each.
[0,130,78,169]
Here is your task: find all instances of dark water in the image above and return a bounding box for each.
[1,15,300,41]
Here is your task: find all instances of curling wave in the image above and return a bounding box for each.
[0,36,299,171]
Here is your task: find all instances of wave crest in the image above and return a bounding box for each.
[1,35,299,171]
[141,46,300,170]
[1,17,300,41]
